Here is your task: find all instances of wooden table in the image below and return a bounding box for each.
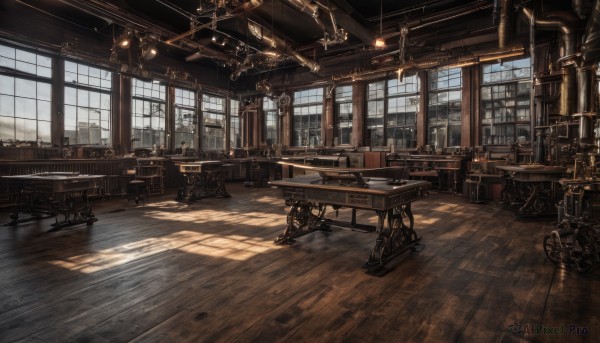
[175,161,231,201]
[269,164,430,274]
[2,172,105,231]
[496,165,566,215]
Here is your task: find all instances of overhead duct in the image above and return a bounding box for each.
[248,21,320,73]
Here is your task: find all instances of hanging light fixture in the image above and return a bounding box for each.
[115,29,132,49]
[140,37,158,60]
[373,0,385,48]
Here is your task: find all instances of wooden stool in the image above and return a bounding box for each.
[127,180,146,204]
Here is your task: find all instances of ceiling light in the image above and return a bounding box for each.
[115,31,131,49]
[374,0,385,48]
[141,43,158,60]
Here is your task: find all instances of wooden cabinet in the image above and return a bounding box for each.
[364,151,387,168]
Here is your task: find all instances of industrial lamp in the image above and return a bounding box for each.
[140,37,158,61]
[115,30,132,49]
[373,0,385,48]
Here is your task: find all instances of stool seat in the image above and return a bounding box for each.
[127,180,146,204]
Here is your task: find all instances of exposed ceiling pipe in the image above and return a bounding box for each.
[498,0,513,48]
[248,21,320,73]
[520,7,579,60]
[285,0,326,31]
[521,6,582,116]
[581,0,600,65]
[380,1,494,41]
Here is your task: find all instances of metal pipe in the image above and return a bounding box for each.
[576,67,596,143]
[248,21,320,73]
[560,65,576,116]
[520,7,578,59]
[498,0,513,48]
[581,0,600,65]
[285,0,325,30]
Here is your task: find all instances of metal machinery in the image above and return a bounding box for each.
[543,151,600,273]
[175,161,231,201]
[2,172,105,231]
[269,162,430,274]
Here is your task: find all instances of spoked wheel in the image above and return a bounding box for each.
[543,234,560,264]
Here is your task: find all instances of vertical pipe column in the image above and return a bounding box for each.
[351,82,365,148]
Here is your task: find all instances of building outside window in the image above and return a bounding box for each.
[427,67,462,150]
[366,81,385,146]
[387,76,419,149]
[334,85,352,145]
[131,79,166,149]
[230,99,240,149]
[174,87,196,149]
[202,93,226,151]
[0,44,52,145]
[481,58,531,145]
[263,96,278,146]
[64,60,112,146]
[292,87,323,147]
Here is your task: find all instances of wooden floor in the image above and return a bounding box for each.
[0,183,598,343]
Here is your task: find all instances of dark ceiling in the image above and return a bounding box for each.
[0,0,592,90]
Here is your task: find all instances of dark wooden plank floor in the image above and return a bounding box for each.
[0,183,598,342]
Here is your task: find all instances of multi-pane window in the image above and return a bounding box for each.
[0,44,52,144]
[174,88,196,149]
[387,76,419,149]
[202,93,226,151]
[481,58,531,145]
[230,99,240,149]
[292,87,323,147]
[131,79,166,149]
[64,61,112,146]
[367,81,385,146]
[263,97,278,146]
[427,68,462,149]
[335,85,352,145]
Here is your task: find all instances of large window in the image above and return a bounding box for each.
[131,79,166,148]
[292,87,323,147]
[263,97,278,146]
[481,58,531,145]
[427,68,462,149]
[174,87,197,149]
[0,44,52,144]
[387,76,419,149]
[367,81,385,146]
[335,85,352,145]
[230,99,240,149]
[64,61,112,146]
[202,93,226,151]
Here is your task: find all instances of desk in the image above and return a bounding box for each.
[175,161,231,201]
[496,165,566,216]
[2,172,105,230]
[269,171,430,273]
[387,154,465,193]
[227,157,281,187]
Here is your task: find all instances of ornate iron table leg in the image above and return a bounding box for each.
[274,201,328,244]
[364,204,423,273]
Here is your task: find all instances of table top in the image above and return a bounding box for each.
[2,172,106,181]
[270,174,430,196]
[496,165,566,174]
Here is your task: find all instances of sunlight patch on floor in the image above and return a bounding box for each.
[49,230,283,273]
